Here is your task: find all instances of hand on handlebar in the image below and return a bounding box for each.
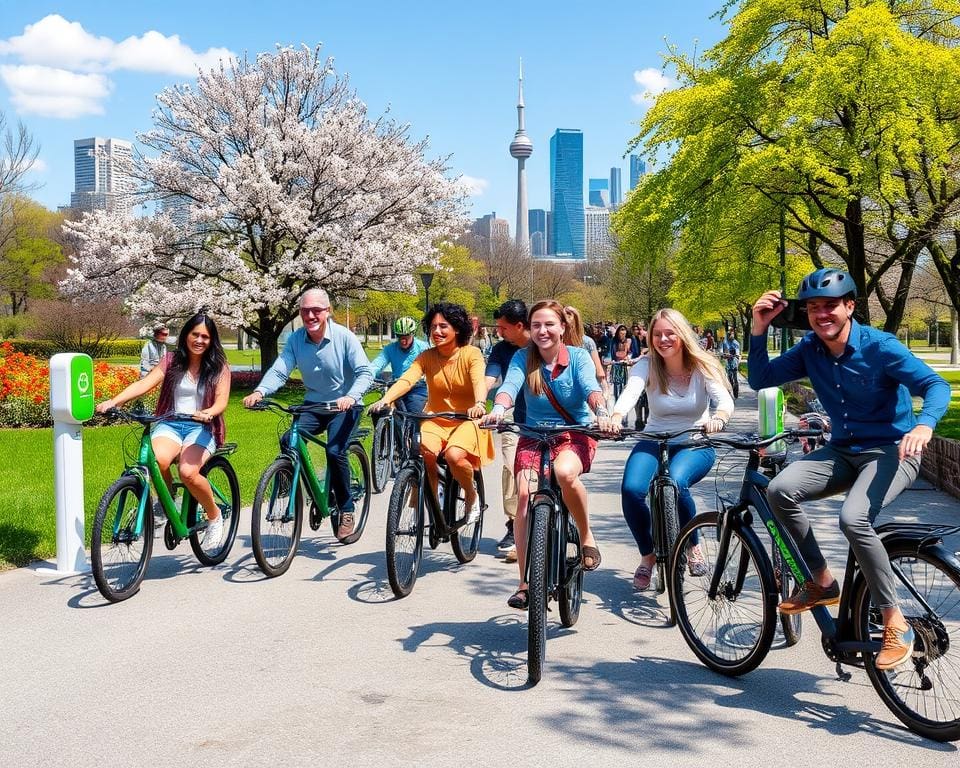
[467,403,487,420]
[368,398,390,414]
[243,391,264,408]
[95,399,117,415]
[597,414,622,434]
[703,417,725,434]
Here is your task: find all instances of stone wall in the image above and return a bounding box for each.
[921,436,960,499]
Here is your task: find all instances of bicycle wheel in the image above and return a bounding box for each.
[653,479,680,597]
[187,456,241,566]
[251,457,303,577]
[91,475,153,602]
[333,443,371,545]
[371,416,391,493]
[385,466,424,598]
[558,517,583,628]
[527,501,550,685]
[450,471,485,563]
[855,545,960,742]
[771,542,802,646]
[669,512,777,676]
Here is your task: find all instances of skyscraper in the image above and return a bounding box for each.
[629,154,646,190]
[588,178,609,208]
[471,212,510,252]
[509,59,533,253]
[528,208,547,257]
[610,167,622,206]
[70,137,134,212]
[584,206,614,260]
[550,129,584,259]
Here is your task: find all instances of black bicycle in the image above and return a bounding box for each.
[248,399,371,577]
[620,427,707,623]
[486,421,605,684]
[723,353,740,399]
[669,428,960,742]
[384,409,487,598]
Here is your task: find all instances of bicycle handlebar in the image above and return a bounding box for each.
[481,421,612,441]
[703,428,824,451]
[104,408,198,425]
[392,408,475,421]
[618,426,706,441]
[249,398,364,415]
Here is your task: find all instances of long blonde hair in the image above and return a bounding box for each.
[647,308,730,394]
[562,305,585,346]
[525,300,567,397]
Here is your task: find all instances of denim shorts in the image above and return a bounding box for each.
[151,419,216,454]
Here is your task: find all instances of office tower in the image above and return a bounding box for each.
[629,154,646,190]
[550,129,584,259]
[509,59,533,253]
[528,208,547,257]
[70,137,134,212]
[471,212,510,252]
[588,178,610,208]
[584,206,614,260]
[610,167,622,206]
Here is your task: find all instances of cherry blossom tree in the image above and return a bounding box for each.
[63,45,465,367]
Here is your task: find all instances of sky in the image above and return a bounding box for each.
[0,0,730,225]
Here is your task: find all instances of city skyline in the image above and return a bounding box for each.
[0,4,727,219]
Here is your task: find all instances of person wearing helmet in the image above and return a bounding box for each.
[370,316,430,413]
[749,268,951,671]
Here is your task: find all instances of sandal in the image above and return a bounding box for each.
[687,544,708,577]
[633,564,653,591]
[581,545,602,571]
[507,587,529,610]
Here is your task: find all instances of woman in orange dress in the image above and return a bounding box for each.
[370,302,494,514]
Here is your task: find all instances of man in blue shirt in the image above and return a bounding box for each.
[370,316,430,413]
[749,268,950,670]
[484,299,530,561]
[720,329,741,398]
[244,288,373,539]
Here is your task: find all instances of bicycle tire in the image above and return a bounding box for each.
[669,512,777,676]
[251,457,303,577]
[187,456,241,566]
[654,479,680,597]
[558,517,583,628]
[855,545,960,742]
[527,501,550,685]
[371,416,391,493]
[385,466,424,598]
[333,442,371,545]
[450,471,485,563]
[771,542,802,646]
[91,475,153,603]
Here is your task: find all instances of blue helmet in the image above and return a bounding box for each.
[796,268,856,300]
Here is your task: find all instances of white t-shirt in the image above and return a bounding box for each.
[174,371,204,413]
[612,356,734,432]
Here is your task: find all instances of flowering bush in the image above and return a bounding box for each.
[0,343,152,428]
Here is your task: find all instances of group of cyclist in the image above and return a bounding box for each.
[95,268,950,673]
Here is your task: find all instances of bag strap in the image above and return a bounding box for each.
[541,374,577,426]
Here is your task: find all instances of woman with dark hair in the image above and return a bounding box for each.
[96,312,232,545]
[483,300,608,609]
[370,302,493,516]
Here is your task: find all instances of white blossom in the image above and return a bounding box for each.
[63,45,466,363]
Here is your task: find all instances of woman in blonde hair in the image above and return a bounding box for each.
[562,305,607,393]
[484,300,607,609]
[599,308,734,591]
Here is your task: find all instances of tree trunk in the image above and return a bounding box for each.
[843,198,871,324]
[881,245,919,333]
[951,306,959,366]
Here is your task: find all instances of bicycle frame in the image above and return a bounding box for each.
[523,435,576,595]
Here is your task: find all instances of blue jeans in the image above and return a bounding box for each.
[621,441,716,555]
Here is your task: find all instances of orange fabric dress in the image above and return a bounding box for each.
[384,345,494,467]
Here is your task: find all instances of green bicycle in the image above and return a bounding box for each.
[91,408,241,603]
[249,399,372,577]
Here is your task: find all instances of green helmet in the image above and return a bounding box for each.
[393,316,418,336]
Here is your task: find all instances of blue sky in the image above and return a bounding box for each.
[0,1,728,223]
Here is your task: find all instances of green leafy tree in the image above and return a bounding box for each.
[0,196,63,315]
[615,1,960,329]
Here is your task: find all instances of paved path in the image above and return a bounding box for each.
[2,384,959,767]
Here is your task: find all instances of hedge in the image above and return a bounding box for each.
[5,338,144,359]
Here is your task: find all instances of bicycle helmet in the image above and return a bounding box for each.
[393,316,418,336]
[796,268,857,300]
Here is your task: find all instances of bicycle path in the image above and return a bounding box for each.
[1,384,958,766]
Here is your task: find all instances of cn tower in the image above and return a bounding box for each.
[509,59,533,253]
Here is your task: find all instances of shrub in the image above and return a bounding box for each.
[0,315,32,339]
[27,298,132,358]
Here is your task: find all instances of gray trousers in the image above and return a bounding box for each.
[766,442,920,609]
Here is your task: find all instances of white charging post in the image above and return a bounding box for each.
[43,353,95,574]
[757,386,787,461]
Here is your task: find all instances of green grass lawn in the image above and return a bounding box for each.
[0,385,379,570]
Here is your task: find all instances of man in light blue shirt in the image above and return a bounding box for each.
[749,268,950,671]
[370,316,429,413]
[244,288,373,539]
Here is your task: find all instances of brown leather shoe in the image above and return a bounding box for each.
[779,579,840,614]
[336,512,355,540]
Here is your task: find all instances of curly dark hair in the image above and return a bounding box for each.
[422,302,472,346]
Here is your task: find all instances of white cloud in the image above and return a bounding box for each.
[28,157,48,173]
[0,65,111,118]
[631,67,676,107]
[0,15,234,118]
[458,175,489,197]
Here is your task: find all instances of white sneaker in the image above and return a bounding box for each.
[465,502,481,525]
[204,516,223,548]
